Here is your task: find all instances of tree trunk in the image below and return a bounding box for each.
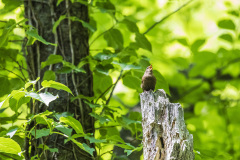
[23,0,94,159]
[140,89,194,160]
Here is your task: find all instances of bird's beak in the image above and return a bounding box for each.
[149,64,153,70]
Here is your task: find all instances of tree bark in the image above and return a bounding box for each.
[140,89,194,160]
[24,0,94,159]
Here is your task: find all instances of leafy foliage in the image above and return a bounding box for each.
[0,0,240,160]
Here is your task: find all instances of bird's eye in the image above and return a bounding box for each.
[146,67,149,69]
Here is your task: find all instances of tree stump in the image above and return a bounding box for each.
[140,89,194,160]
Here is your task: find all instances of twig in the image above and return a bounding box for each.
[143,0,194,35]
[66,0,84,128]
[106,70,123,105]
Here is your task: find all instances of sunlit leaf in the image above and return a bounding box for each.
[26,29,57,46]
[0,137,21,155]
[41,54,63,69]
[39,92,59,106]
[42,80,73,95]
[55,124,72,137]
[191,39,206,53]
[218,19,235,30]
[60,116,84,134]
[52,15,66,33]
[219,34,233,43]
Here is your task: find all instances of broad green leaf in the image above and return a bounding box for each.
[104,29,123,50]
[43,70,56,81]
[153,70,170,95]
[55,124,72,137]
[71,139,94,156]
[107,135,125,143]
[41,54,63,69]
[125,145,143,156]
[26,29,57,46]
[53,112,73,120]
[112,61,141,70]
[135,33,152,52]
[95,64,114,75]
[89,113,111,124]
[84,135,106,143]
[60,116,84,134]
[52,15,66,33]
[9,91,26,113]
[122,18,139,33]
[0,19,23,47]
[0,0,22,15]
[57,0,64,6]
[119,116,141,125]
[218,19,235,30]
[122,75,141,92]
[39,92,59,106]
[177,38,189,46]
[0,137,21,155]
[0,77,11,97]
[41,80,73,95]
[114,143,135,150]
[30,128,50,139]
[62,60,86,73]
[191,39,206,53]
[219,34,233,43]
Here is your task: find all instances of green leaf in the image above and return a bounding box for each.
[95,64,114,75]
[41,80,73,95]
[71,139,94,156]
[122,18,139,33]
[112,61,141,71]
[89,113,111,124]
[84,135,106,143]
[41,54,63,69]
[52,15,66,34]
[104,29,123,50]
[107,135,125,143]
[55,124,72,137]
[122,75,141,92]
[218,19,235,30]
[191,39,206,53]
[60,116,84,134]
[135,33,152,52]
[0,137,21,155]
[177,38,189,46]
[9,91,30,113]
[26,29,57,46]
[153,70,170,95]
[219,34,233,43]
[30,128,50,139]
[62,60,86,73]
[43,70,56,81]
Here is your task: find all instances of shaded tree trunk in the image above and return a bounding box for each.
[23,0,94,159]
[140,90,194,160]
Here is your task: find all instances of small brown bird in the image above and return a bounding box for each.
[141,64,156,91]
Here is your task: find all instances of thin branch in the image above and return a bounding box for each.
[106,70,123,105]
[143,0,194,35]
[66,0,84,128]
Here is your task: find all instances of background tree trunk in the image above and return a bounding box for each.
[140,90,194,160]
[23,0,94,159]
